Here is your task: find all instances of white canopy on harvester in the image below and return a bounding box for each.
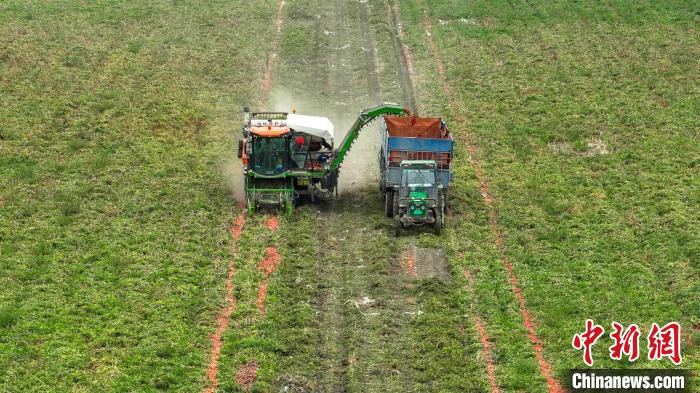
[287,113,334,141]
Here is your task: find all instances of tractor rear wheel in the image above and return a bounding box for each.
[385,191,394,217]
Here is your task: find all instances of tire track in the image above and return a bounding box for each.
[463,268,500,393]
[203,0,286,390]
[313,208,352,391]
[411,3,565,392]
[202,214,245,393]
[386,1,505,391]
[384,0,419,113]
[261,0,287,107]
[361,1,382,104]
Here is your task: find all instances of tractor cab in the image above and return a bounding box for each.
[392,160,446,235]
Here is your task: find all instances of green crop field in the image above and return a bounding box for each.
[0,0,697,392]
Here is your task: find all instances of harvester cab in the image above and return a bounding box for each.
[238,108,336,214]
[392,160,446,236]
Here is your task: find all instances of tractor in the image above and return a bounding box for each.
[392,160,446,236]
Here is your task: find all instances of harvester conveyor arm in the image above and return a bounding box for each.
[327,103,405,172]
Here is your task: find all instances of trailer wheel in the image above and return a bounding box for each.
[393,214,402,237]
[385,191,394,217]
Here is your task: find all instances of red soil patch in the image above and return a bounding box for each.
[265,216,279,231]
[257,280,269,314]
[407,252,416,277]
[474,315,500,393]
[401,250,417,277]
[202,214,245,393]
[462,267,476,288]
[417,6,564,392]
[236,360,259,391]
[257,246,281,314]
[259,246,282,277]
[261,0,286,106]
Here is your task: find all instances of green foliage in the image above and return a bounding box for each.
[399,0,699,389]
[0,0,279,391]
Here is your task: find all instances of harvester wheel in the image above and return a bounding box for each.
[308,182,315,203]
[284,195,294,215]
[393,214,402,237]
[385,191,394,217]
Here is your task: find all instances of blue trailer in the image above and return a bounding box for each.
[378,115,454,229]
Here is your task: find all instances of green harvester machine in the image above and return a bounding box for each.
[238,103,405,214]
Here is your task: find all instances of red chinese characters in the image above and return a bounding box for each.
[647,322,682,365]
[572,319,605,366]
[609,322,640,362]
[573,320,683,366]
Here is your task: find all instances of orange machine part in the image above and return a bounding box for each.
[249,126,290,137]
[241,141,249,165]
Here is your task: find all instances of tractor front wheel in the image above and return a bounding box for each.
[434,210,442,235]
[393,214,402,237]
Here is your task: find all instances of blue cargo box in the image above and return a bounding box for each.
[387,137,453,152]
[379,116,454,190]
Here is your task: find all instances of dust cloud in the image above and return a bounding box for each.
[334,115,381,194]
[223,158,246,207]
[270,90,296,113]
[274,90,381,194]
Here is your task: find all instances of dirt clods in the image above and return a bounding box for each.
[583,138,609,156]
[236,360,259,391]
[411,246,451,282]
[277,374,316,392]
[548,138,609,157]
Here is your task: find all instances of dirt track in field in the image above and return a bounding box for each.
[207,0,548,390]
[202,1,287,390]
[302,1,417,390]
[313,196,418,392]
[203,214,245,393]
[414,2,564,391]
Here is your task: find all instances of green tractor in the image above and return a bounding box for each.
[392,160,446,236]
